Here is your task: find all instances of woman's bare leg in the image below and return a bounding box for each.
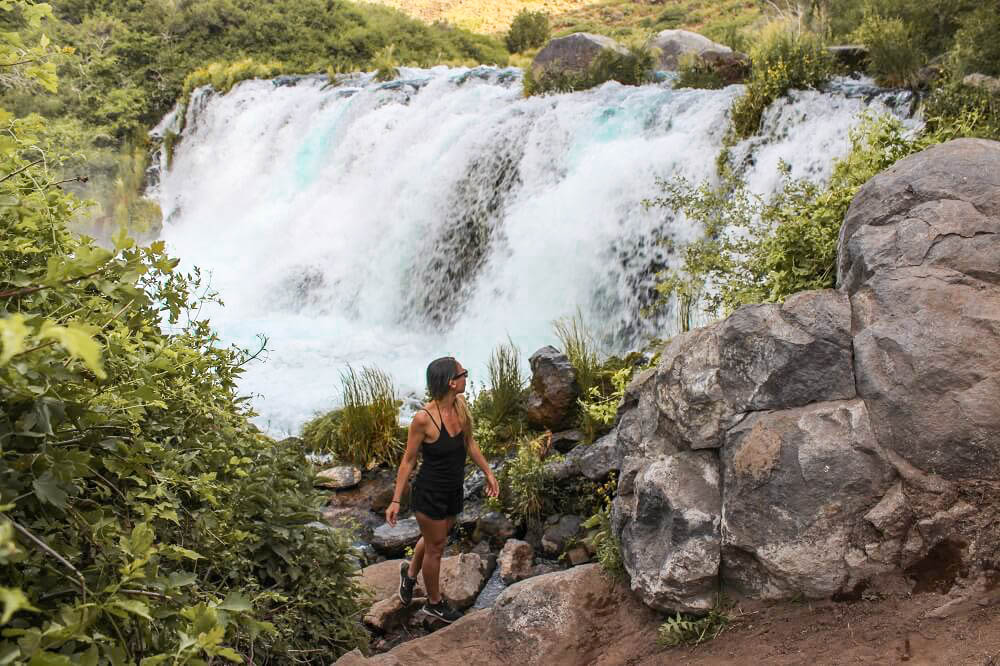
[414,512,452,603]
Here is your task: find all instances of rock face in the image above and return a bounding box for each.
[531,33,627,78]
[614,450,721,612]
[336,565,662,666]
[525,346,580,429]
[648,29,748,81]
[649,289,855,452]
[722,400,895,598]
[839,138,1000,480]
[610,137,1000,613]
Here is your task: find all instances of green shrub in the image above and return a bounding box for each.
[0,15,369,661]
[649,113,917,317]
[730,23,835,138]
[949,6,1000,77]
[496,435,553,527]
[506,9,550,53]
[301,407,344,452]
[924,80,1000,141]
[851,12,924,88]
[581,475,625,580]
[524,44,655,96]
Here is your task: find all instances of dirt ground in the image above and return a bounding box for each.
[637,592,1000,666]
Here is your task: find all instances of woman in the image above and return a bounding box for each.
[385,357,499,623]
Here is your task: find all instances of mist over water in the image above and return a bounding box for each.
[153,67,913,435]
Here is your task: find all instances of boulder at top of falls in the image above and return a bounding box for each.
[838,138,1000,480]
[525,346,580,429]
[531,33,627,78]
[648,29,748,80]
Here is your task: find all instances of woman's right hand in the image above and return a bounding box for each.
[385,502,399,527]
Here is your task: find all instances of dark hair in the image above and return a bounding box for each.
[426,356,459,400]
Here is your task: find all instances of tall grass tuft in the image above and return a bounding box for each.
[338,365,403,467]
[302,366,403,468]
[487,338,526,425]
[851,12,924,89]
[553,310,602,396]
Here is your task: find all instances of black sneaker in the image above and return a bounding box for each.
[398,561,417,606]
[421,599,462,623]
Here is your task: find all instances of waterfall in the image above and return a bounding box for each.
[153,66,914,434]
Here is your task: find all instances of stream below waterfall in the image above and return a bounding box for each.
[151,66,916,434]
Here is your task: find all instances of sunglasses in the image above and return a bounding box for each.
[452,370,469,380]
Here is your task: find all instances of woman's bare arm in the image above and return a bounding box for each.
[386,413,426,525]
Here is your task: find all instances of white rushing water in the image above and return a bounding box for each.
[152,67,914,434]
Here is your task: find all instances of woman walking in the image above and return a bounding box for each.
[385,357,499,623]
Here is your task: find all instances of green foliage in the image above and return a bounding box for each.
[309,365,403,468]
[581,475,625,580]
[851,11,924,88]
[657,605,730,647]
[675,55,728,90]
[506,9,550,53]
[923,81,1000,141]
[649,114,917,317]
[0,18,369,661]
[949,6,1000,77]
[470,339,528,460]
[495,435,553,527]
[730,23,835,138]
[373,44,400,82]
[523,44,655,96]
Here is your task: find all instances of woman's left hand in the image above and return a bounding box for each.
[485,473,499,498]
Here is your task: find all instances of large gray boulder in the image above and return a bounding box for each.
[651,289,855,451]
[531,32,627,78]
[613,449,721,612]
[838,138,1000,480]
[525,346,580,429]
[648,29,748,81]
[721,400,895,599]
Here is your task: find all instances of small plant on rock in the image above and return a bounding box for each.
[657,602,731,647]
[581,474,625,580]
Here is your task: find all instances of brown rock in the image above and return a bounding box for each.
[525,346,580,429]
[498,539,534,584]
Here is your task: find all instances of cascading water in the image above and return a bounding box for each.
[153,66,914,434]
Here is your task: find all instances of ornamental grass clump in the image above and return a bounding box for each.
[471,339,528,460]
[336,365,404,467]
[851,12,924,89]
[730,22,834,138]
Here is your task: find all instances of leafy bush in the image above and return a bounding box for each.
[304,365,403,468]
[730,23,835,138]
[924,80,1000,141]
[506,9,550,53]
[0,11,369,661]
[579,366,630,432]
[949,5,1000,77]
[581,475,625,580]
[496,435,553,527]
[649,114,917,317]
[851,12,924,88]
[523,44,655,96]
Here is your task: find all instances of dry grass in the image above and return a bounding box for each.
[366,0,599,34]
[366,0,763,51]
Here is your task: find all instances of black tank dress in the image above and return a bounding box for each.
[411,405,466,520]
